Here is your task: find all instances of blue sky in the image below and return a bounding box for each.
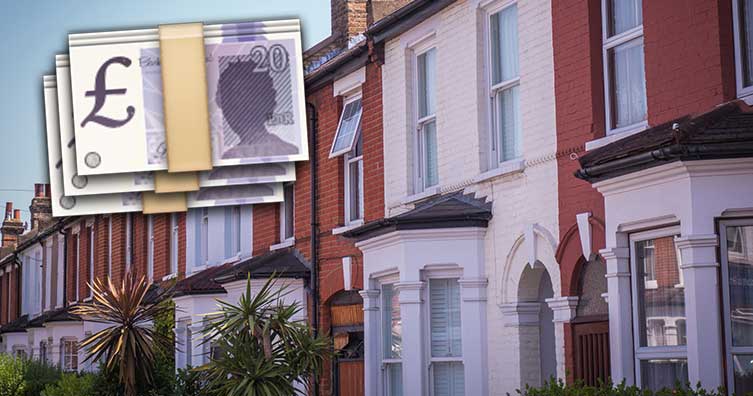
[0,0,330,224]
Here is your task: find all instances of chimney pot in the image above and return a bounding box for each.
[44,184,51,198]
[13,210,20,220]
[4,202,11,220]
[34,183,44,197]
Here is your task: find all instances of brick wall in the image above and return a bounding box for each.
[252,204,280,257]
[643,0,735,125]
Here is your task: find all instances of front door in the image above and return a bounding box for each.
[572,320,610,386]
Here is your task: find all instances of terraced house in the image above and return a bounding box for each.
[3,0,753,396]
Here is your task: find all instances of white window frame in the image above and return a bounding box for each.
[344,127,364,225]
[629,226,687,387]
[485,0,521,168]
[733,0,753,99]
[231,206,242,255]
[719,219,753,395]
[74,233,80,302]
[88,225,94,299]
[201,208,209,265]
[424,270,464,396]
[412,43,439,193]
[379,275,402,396]
[106,215,112,279]
[329,94,364,158]
[601,0,648,136]
[61,338,78,372]
[125,213,133,271]
[170,213,179,276]
[280,183,295,243]
[147,215,154,282]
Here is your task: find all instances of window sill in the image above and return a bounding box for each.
[162,273,177,282]
[332,220,364,235]
[401,186,440,205]
[83,297,93,303]
[585,121,649,151]
[270,238,295,251]
[475,158,526,183]
[738,89,753,105]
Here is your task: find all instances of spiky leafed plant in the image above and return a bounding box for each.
[71,270,174,396]
[199,276,330,396]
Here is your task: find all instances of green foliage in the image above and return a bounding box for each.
[144,300,176,396]
[198,276,330,396]
[23,359,61,396]
[0,354,26,396]
[515,378,730,396]
[174,368,211,396]
[40,373,95,396]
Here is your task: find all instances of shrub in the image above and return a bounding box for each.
[174,368,212,396]
[0,354,26,396]
[515,378,729,396]
[23,360,61,396]
[40,373,95,396]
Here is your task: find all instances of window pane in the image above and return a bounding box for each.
[725,225,753,346]
[609,39,647,129]
[418,49,437,118]
[382,284,402,359]
[607,0,642,37]
[433,362,465,396]
[733,354,753,394]
[430,279,462,358]
[283,184,294,240]
[640,359,688,390]
[635,237,686,347]
[387,363,403,396]
[491,5,519,84]
[332,99,363,154]
[741,0,753,87]
[423,121,438,189]
[496,85,521,162]
[348,158,363,221]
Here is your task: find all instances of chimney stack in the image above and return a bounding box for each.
[330,0,410,48]
[1,202,25,249]
[30,183,53,231]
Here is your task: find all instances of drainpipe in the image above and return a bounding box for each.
[307,102,320,396]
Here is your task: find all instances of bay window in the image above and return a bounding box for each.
[720,221,753,395]
[382,283,402,396]
[415,47,438,192]
[734,0,753,97]
[429,278,464,396]
[630,230,687,389]
[62,339,78,372]
[488,2,520,164]
[602,0,646,134]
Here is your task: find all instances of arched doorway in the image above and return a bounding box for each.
[329,291,364,396]
[518,263,557,386]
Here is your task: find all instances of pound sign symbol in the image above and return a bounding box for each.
[80,56,136,128]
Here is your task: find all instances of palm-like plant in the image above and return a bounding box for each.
[72,271,174,396]
[199,276,330,396]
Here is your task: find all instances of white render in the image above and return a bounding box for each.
[373,0,563,393]
[593,158,753,389]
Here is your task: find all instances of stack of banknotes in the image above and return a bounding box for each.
[43,20,307,217]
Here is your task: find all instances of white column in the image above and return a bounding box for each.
[675,235,723,389]
[459,278,488,396]
[396,281,425,396]
[601,247,634,385]
[359,289,381,396]
[547,296,579,381]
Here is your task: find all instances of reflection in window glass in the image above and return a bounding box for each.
[608,39,647,129]
[635,237,686,348]
[640,359,688,390]
[382,284,402,358]
[733,354,753,395]
[724,225,753,393]
[739,0,753,87]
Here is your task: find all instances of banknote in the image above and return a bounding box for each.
[187,183,283,208]
[68,19,308,176]
[43,75,142,217]
[57,55,296,196]
[56,55,154,196]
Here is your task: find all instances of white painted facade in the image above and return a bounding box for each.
[366,0,565,394]
[594,159,753,392]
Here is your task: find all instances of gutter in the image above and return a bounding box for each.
[576,142,753,182]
